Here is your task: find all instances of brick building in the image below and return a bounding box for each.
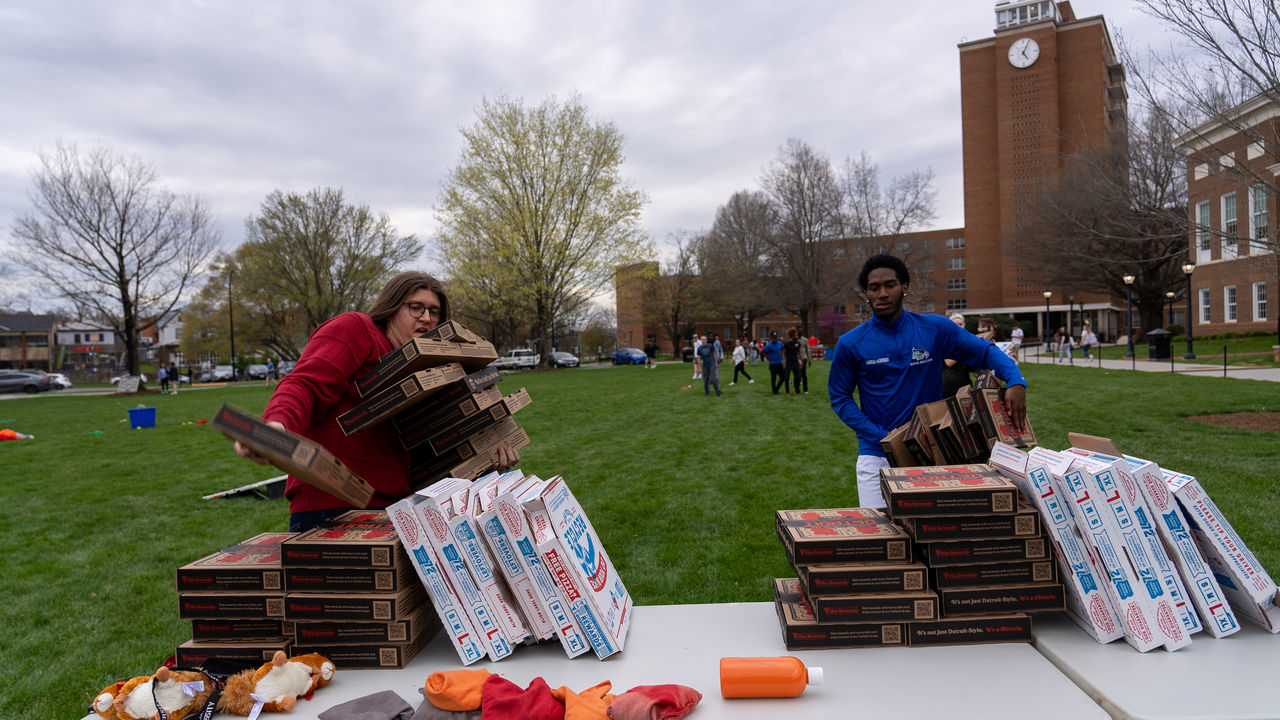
[1176,94,1278,339]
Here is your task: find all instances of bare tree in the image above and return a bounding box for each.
[695,190,777,337]
[759,139,849,335]
[12,143,217,376]
[841,151,938,239]
[1020,107,1189,335]
[642,234,705,358]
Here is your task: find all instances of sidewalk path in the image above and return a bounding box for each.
[1023,351,1280,383]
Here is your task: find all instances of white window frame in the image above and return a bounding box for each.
[1254,282,1268,322]
[946,236,965,250]
[1196,201,1212,262]
[1222,192,1238,257]
[1250,185,1268,251]
[1199,288,1211,324]
[1224,285,1237,323]
[946,277,967,291]
[946,298,967,311]
[947,256,965,270]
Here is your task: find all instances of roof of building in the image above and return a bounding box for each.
[0,312,59,333]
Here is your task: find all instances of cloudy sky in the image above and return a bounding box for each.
[0,0,1170,306]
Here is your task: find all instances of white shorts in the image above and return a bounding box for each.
[855,455,891,509]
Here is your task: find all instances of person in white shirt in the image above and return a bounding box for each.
[1079,322,1097,359]
[729,338,754,386]
[1010,325,1024,360]
[692,335,703,379]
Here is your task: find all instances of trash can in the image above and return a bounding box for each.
[127,406,157,429]
[1147,328,1172,360]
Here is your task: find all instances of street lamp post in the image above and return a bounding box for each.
[1182,262,1197,359]
[1165,290,1175,329]
[1123,274,1136,358]
[228,268,236,374]
[1042,290,1052,363]
[1067,292,1075,365]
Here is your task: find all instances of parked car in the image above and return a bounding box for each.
[245,364,269,380]
[612,347,647,365]
[549,351,579,368]
[491,348,541,371]
[278,360,297,377]
[47,372,73,389]
[212,365,236,382]
[0,369,54,394]
[681,346,694,362]
[109,373,149,384]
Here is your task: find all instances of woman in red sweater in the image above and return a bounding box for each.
[234,271,518,531]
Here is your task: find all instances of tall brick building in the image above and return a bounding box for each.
[957,0,1128,334]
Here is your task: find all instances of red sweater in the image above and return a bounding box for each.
[262,312,409,513]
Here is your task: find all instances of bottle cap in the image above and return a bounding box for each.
[808,667,824,685]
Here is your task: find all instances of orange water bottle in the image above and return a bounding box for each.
[719,656,824,698]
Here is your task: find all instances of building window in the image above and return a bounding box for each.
[1194,163,1209,180]
[1196,201,1211,261]
[947,257,966,270]
[1225,286,1237,322]
[833,246,845,259]
[1254,282,1268,322]
[1199,288,1211,324]
[945,236,965,249]
[946,298,967,311]
[1222,192,1237,256]
[1251,185,1268,249]
[946,278,967,291]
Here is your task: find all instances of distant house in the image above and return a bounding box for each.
[55,322,123,371]
[141,308,185,365]
[0,312,57,370]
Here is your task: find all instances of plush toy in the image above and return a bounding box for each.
[219,651,334,715]
[92,666,214,720]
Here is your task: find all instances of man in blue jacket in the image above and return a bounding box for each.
[762,331,785,394]
[829,254,1028,508]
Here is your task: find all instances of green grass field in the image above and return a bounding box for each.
[3,360,1278,719]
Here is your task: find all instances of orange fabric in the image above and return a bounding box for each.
[550,680,614,720]
[424,668,492,711]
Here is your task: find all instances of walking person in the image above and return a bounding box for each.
[783,328,802,396]
[729,338,754,386]
[692,335,703,380]
[797,330,812,394]
[763,332,785,394]
[158,365,169,393]
[169,364,180,394]
[1057,326,1073,362]
[265,357,278,388]
[1010,325,1024,361]
[696,332,723,396]
[1078,322,1097,359]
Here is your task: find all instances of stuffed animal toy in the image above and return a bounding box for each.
[219,651,334,715]
[92,666,214,720]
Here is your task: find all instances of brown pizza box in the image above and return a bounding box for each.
[356,338,498,396]
[919,535,1050,566]
[190,618,294,641]
[294,627,435,669]
[775,507,912,564]
[283,584,426,622]
[337,363,467,434]
[937,582,1065,616]
[773,578,906,649]
[178,548,284,593]
[176,639,291,666]
[794,561,928,596]
[280,510,405,568]
[420,319,484,345]
[930,559,1058,589]
[283,562,418,594]
[293,604,439,645]
[880,465,1020,518]
[896,501,1040,541]
[809,588,939,623]
[395,386,504,449]
[178,592,285,619]
[908,613,1033,646]
[212,403,375,509]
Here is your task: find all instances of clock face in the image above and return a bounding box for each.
[1008,37,1040,68]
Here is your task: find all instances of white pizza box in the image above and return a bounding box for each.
[473,471,557,641]
[990,443,1124,644]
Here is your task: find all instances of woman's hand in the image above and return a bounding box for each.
[494,444,521,471]
[234,420,287,465]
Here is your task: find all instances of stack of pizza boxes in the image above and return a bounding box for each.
[881,384,1035,468]
[175,532,296,665]
[878,465,1063,645]
[281,510,441,668]
[991,433,1275,652]
[338,321,531,488]
[388,470,632,664]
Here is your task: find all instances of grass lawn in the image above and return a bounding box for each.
[3,361,1278,719]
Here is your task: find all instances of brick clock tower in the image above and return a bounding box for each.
[958,1,1127,330]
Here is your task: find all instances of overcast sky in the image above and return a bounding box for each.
[0,0,1170,308]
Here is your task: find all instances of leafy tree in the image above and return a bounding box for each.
[12,142,217,375]
[436,94,652,365]
[241,188,422,335]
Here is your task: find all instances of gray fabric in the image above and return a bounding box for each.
[318,689,414,720]
[411,687,484,720]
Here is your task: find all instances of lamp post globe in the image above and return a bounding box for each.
[1042,290,1052,357]
[1122,274,1136,358]
[1182,262,1196,359]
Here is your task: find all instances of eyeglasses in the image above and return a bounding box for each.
[401,302,441,320]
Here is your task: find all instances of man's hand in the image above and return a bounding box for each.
[234,420,287,465]
[1005,384,1028,432]
[493,445,520,471]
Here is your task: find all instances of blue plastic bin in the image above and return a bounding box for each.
[128,406,156,429]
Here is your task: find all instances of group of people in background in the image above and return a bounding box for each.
[156,364,180,394]
[687,328,817,397]
[1052,322,1097,361]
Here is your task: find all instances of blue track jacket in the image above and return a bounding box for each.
[828,311,1026,457]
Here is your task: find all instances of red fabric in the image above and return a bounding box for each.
[607,685,702,720]
[261,312,407,513]
[480,675,565,720]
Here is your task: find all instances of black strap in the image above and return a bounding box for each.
[150,665,227,720]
